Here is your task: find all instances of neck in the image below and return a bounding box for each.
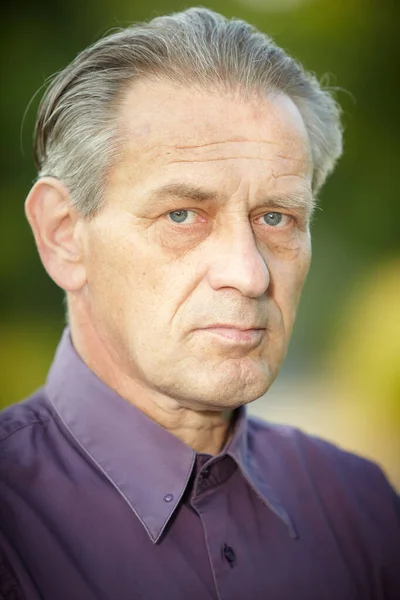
[68,300,233,455]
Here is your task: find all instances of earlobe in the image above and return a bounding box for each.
[25,177,87,292]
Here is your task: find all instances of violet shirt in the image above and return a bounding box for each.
[0,329,399,600]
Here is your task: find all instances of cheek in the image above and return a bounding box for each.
[293,241,312,285]
[83,228,135,313]
[268,245,311,311]
[84,235,185,329]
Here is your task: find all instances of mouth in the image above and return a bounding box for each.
[199,325,266,347]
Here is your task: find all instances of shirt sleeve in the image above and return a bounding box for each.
[0,546,26,600]
[393,492,400,520]
[385,491,400,599]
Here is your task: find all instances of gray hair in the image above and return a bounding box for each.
[34,7,343,217]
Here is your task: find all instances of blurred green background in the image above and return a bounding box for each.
[1,0,399,488]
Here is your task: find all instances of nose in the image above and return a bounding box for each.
[207,223,270,298]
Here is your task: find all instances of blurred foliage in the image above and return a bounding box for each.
[0,0,399,483]
[329,258,400,419]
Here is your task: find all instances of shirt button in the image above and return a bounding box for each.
[201,466,211,479]
[222,543,236,568]
[163,494,174,503]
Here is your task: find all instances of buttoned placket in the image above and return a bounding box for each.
[190,454,244,600]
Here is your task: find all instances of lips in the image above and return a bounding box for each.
[203,324,265,331]
[199,325,266,346]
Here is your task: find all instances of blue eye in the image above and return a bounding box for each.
[263,212,283,226]
[168,210,189,223]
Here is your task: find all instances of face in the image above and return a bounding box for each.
[78,80,313,410]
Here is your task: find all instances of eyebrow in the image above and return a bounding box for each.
[264,191,317,215]
[147,183,218,205]
[146,182,316,215]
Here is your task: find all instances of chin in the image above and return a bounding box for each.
[150,351,280,409]
[177,366,275,410]
[218,380,272,408]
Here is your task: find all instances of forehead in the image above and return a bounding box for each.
[113,79,313,194]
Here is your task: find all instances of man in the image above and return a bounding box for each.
[0,7,399,599]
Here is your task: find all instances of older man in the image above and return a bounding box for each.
[0,7,399,600]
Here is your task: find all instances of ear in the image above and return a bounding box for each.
[25,177,87,291]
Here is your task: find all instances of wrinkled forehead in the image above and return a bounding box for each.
[116,79,312,168]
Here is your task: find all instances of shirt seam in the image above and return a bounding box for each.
[0,417,51,445]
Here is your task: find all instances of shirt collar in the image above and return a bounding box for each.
[226,416,297,538]
[46,328,295,542]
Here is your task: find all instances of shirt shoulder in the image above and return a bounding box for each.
[247,414,400,523]
[247,414,394,485]
[0,390,54,447]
